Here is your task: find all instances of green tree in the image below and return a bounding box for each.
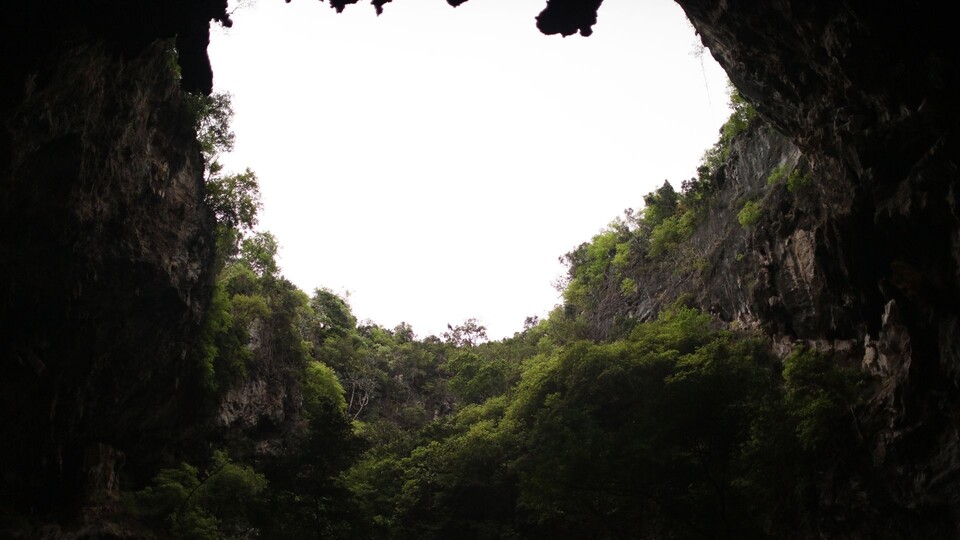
[443,318,488,347]
[240,232,280,278]
[188,91,264,264]
[132,450,268,539]
[505,308,779,539]
[311,288,358,339]
[642,180,679,227]
[446,350,508,404]
[189,91,236,177]
[782,347,864,452]
[205,167,261,233]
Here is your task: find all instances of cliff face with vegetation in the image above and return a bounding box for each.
[1,0,238,519]
[0,37,216,523]
[568,113,959,534]
[541,0,959,533]
[674,2,960,533]
[1,0,958,538]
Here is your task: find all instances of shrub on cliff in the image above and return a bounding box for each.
[738,199,762,227]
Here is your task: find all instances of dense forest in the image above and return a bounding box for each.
[101,82,867,539]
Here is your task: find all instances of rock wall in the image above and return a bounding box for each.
[672,3,960,536]
[0,35,216,523]
[0,0,245,526]
[215,318,307,460]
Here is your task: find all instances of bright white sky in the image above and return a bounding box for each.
[208,0,731,340]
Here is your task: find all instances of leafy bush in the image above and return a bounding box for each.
[501,308,777,538]
[738,199,763,227]
[648,209,697,257]
[722,85,758,142]
[642,181,679,226]
[680,174,714,209]
[767,164,789,185]
[782,347,864,452]
[697,85,758,181]
[560,224,633,312]
[446,350,508,404]
[786,168,812,193]
[132,451,268,539]
[767,164,811,193]
[693,258,711,273]
[303,360,348,417]
[611,241,631,270]
[191,283,252,393]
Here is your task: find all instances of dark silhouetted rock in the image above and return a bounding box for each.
[0,34,215,527]
[535,0,604,37]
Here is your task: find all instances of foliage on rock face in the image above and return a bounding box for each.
[699,84,757,180]
[507,309,777,538]
[193,283,251,392]
[723,85,758,144]
[738,199,763,227]
[558,87,760,322]
[768,163,813,193]
[303,361,348,416]
[129,84,369,539]
[642,180,680,226]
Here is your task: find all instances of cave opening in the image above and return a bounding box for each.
[4,1,959,536]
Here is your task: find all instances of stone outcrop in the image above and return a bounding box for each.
[215,319,307,459]
[0,35,216,522]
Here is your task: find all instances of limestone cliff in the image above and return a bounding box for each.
[215,317,308,460]
[0,5,225,530]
